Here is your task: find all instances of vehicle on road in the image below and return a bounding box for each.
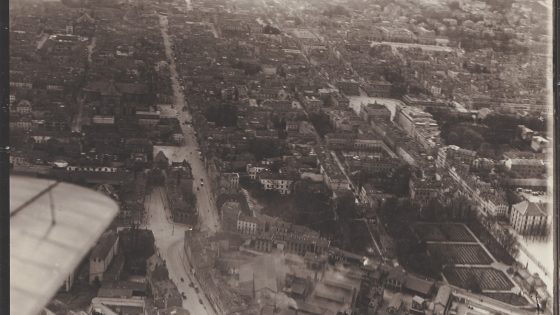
[200,182,204,187]
[182,292,187,299]
[199,299,203,304]
[196,187,200,191]
[181,277,184,282]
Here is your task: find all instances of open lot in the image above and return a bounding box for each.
[443,267,514,291]
[414,223,476,243]
[427,244,493,265]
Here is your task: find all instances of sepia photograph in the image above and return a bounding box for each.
[5,0,555,314]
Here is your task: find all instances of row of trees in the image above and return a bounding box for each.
[378,198,443,279]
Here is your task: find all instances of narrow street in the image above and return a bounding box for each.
[72,36,95,133]
[143,188,216,315]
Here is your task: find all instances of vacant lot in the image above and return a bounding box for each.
[443,267,514,291]
[414,223,476,242]
[427,244,493,265]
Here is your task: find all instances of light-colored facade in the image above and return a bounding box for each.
[258,172,294,195]
[504,158,546,179]
[247,164,269,179]
[510,201,548,235]
[237,216,258,235]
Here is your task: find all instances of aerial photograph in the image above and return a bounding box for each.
[8,0,554,314]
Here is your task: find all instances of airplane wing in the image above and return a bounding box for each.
[10,176,119,315]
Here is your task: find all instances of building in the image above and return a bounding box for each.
[361,80,392,98]
[385,268,406,291]
[360,102,391,122]
[395,106,441,152]
[152,280,183,309]
[409,175,441,205]
[504,158,546,179]
[436,145,477,169]
[432,285,451,315]
[237,215,259,235]
[247,164,269,179]
[359,183,392,210]
[158,306,191,315]
[530,136,551,153]
[410,295,426,315]
[387,293,403,314]
[221,201,243,232]
[257,172,294,195]
[90,296,146,315]
[220,172,240,191]
[403,275,434,298]
[89,230,119,284]
[402,94,447,110]
[241,215,330,256]
[447,166,509,217]
[510,201,548,236]
[73,12,96,37]
[316,148,350,191]
[136,111,161,126]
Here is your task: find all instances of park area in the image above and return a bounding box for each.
[427,244,493,265]
[443,267,514,291]
[413,223,476,242]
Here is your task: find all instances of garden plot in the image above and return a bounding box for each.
[427,244,493,265]
[443,267,514,291]
[414,223,476,243]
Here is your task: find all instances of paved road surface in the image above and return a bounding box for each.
[159,14,220,235]
[150,13,222,315]
[143,188,216,315]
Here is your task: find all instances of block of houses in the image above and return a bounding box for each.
[237,215,259,235]
[504,158,546,179]
[384,268,406,291]
[89,230,119,284]
[360,102,391,122]
[257,171,294,195]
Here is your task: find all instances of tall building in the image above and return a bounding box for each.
[510,201,548,235]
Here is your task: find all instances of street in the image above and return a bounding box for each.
[159,14,220,235]
[147,12,222,315]
[143,188,216,315]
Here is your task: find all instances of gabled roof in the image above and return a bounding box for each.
[513,200,547,217]
[404,275,434,295]
[90,230,118,260]
[155,151,169,162]
[434,285,451,307]
[76,12,95,24]
[388,293,403,310]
